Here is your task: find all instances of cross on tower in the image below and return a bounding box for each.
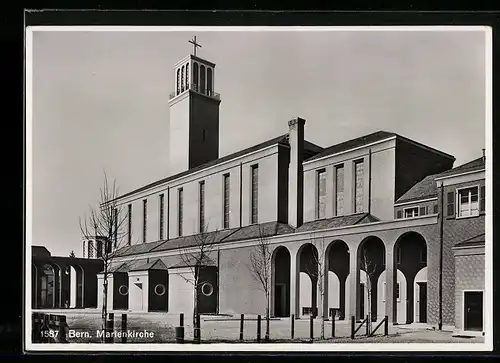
[189,36,202,56]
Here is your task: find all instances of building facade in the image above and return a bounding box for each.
[94,48,486,334]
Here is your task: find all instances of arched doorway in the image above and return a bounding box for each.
[298,243,319,317]
[394,232,427,324]
[414,266,428,323]
[40,264,55,308]
[326,240,349,320]
[271,246,290,317]
[357,237,386,321]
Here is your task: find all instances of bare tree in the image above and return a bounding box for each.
[176,224,220,327]
[360,247,377,335]
[79,172,129,341]
[247,225,272,342]
[307,234,327,340]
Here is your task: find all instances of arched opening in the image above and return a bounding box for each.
[394,232,427,324]
[326,240,349,320]
[181,65,185,92]
[357,237,386,321]
[69,265,77,308]
[271,246,290,317]
[32,264,38,308]
[298,243,319,317]
[207,68,213,96]
[40,264,55,308]
[192,62,199,91]
[185,62,189,90]
[200,65,206,94]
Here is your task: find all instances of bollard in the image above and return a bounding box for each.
[121,314,127,343]
[58,315,67,343]
[175,313,185,344]
[291,314,295,339]
[309,314,314,342]
[384,316,388,336]
[350,316,355,339]
[331,310,336,338]
[239,314,244,341]
[256,315,261,343]
[105,313,114,343]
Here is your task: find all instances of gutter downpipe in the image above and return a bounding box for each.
[438,182,444,331]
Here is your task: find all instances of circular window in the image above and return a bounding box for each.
[201,282,214,297]
[118,285,128,296]
[154,284,166,296]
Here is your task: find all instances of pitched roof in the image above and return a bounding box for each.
[453,233,485,248]
[113,135,289,202]
[129,259,169,271]
[305,131,396,162]
[113,215,378,258]
[437,157,485,179]
[169,255,216,269]
[294,213,376,233]
[396,174,440,204]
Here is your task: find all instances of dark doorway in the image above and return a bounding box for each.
[359,283,365,320]
[464,291,483,331]
[274,284,286,317]
[418,282,427,323]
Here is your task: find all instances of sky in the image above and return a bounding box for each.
[29,28,488,257]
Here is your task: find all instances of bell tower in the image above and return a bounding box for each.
[168,37,221,176]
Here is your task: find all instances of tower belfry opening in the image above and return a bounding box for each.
[167,37,222,176]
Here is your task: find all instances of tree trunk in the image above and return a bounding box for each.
[320,289,325,340]
[367,282,371,335]
[265,291,270,341]
[102,277,108,343]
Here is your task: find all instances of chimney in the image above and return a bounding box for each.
[288,117,305,228]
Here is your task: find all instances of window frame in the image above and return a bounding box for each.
[403,206,420,219]
[142,199,147,243]
[335,164,345,216]
[250,164,259,225]
[178,188,184,237]
[316,168,327,220]
[199,181,205,232]
[456,185,480,219]
[353,159,364,213]
[223,173,230,229]
[159,194,165,240]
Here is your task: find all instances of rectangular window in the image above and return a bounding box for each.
[480,185,486,212]
[433,204,439,214]
[251,165,259,224]
[457,186,479,218]
[447,191,455,217]
[199,181,205,232]
[396,210,403,219]
[127,204,132,245]
[178,188,183,236]
[142,199,147,243]
[396,245,402,265]
[316,169,326,219]
[335,165,344,216]
[223,174,230,229]
[159,194,165,240]
[419,206,426,216]
[404,207,419,218]
[354,160,364,213]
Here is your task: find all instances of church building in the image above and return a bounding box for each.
[92,39,486,335]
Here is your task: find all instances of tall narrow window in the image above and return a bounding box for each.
[127,204,132,245]
[223,174,230,229]
[159,194,165,240]
[142,199,147,243]
[354,160,364,213]
[316,169,326,219]
[193,62,199,91]
[457,186,479,218]
[199,181,205,232]
[178,188,184,236]
[185,62,189,90]
[200,65,206,94]
[251,165,259,224]
[176,69,180,95]
[181,66,185,92]
[335,165,344,216]
[207,68,213,96]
